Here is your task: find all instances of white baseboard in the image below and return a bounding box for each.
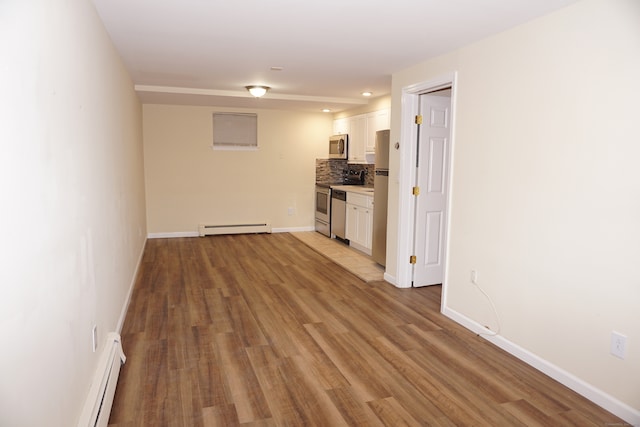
[272,226,315,233]
[147,231,199,238]
[148,226,316,239]
[116,238,147,333]
[442,306,640,425]
[383,272,400,287]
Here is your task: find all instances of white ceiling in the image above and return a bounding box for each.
[92,0,578,112]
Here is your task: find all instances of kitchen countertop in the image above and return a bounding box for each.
[330,184,374,195]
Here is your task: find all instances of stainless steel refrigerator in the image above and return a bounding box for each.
[372,130,390,266]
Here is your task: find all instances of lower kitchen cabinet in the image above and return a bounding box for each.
[345,192,373,255]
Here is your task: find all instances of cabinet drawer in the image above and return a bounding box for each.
[347,192,371,208]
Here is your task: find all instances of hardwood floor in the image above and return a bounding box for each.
[108,233,623,426]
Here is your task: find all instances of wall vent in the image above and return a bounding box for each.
[198,222,271,236]
[77,332,126,427]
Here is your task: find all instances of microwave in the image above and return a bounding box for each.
[329,134,348,159]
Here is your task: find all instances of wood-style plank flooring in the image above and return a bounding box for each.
[108,233,623,426]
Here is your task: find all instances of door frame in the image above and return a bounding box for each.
[395,72,457,310]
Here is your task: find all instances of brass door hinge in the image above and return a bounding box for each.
[412,186,420,196]
[409,255,417,264]
[415,115,423,125]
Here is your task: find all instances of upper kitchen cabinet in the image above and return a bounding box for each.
[333,117,350,135]
[348,114,367,162]
[365,109,390,153]
[336,108,390,163]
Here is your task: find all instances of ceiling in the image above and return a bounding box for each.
[92,0,578,113]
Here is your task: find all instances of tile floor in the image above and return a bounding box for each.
[290,231,385,282]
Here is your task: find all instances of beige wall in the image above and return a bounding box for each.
[0,0,146,426]
[389,0,639,416]
[143,105,332,234]
[333,95,391,120]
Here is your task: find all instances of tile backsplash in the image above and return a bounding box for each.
[316,159,374,186]
[315,159,346,183]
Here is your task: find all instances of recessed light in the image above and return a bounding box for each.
[362,91,372,97]
[270,66,284,71]
[322,109,331,113]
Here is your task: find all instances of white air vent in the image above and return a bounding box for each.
[198,222,271,236]
[77,332,126,427]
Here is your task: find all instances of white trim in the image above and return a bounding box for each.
[440,75,457,313]
[272,226,316,233]
[442,306,640,425]
[211,145,259,152]
[135,84,367,105]
[76,332,126,427]
[395,87,420,289]
[148,226,315,239]
[383,272,397,286]
[396,72,458,294]
[148,231,199,239]
[116,238,147,333]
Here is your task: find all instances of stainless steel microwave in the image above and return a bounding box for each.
[329,134,348,159]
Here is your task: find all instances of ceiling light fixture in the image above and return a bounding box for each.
[362,91,372,97]
[246,85,270,98]
[322,108,331,113]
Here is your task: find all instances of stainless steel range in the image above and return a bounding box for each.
[315,161,366,237]
[314,184,331,236]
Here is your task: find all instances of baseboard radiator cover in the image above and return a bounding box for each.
[198,222,271,236]
[77,332,126,427]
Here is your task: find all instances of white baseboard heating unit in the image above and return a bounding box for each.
[77,332,126,427]
[198,222,271,236]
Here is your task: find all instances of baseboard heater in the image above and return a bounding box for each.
[77,332,126,427]
[198,222,272,237]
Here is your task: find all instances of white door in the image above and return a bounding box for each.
[413,93,451,287]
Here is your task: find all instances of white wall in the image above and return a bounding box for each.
[143,104,332,235]
[389,0,639,418]
[0,1,146,426]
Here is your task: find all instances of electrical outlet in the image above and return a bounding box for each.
[287,207,295,216]
[610,331,627,359]
[92,325,98,353]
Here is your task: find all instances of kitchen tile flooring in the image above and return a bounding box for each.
[291,231,384,282]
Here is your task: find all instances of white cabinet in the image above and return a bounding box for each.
[333,117,350,135]
[347,114,366,163]
[334,108,390,163]
[365,109,390,153]
[345,192,374,255]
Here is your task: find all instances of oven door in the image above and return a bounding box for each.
[315,186,331,236]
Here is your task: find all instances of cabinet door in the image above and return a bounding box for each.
[348,114,366,162]
[355,206,369,248]
[333,117,349,135]
[365,109,390,153]
[345,203,358,241]
[364,207,373,249]
[375,108,390,130]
